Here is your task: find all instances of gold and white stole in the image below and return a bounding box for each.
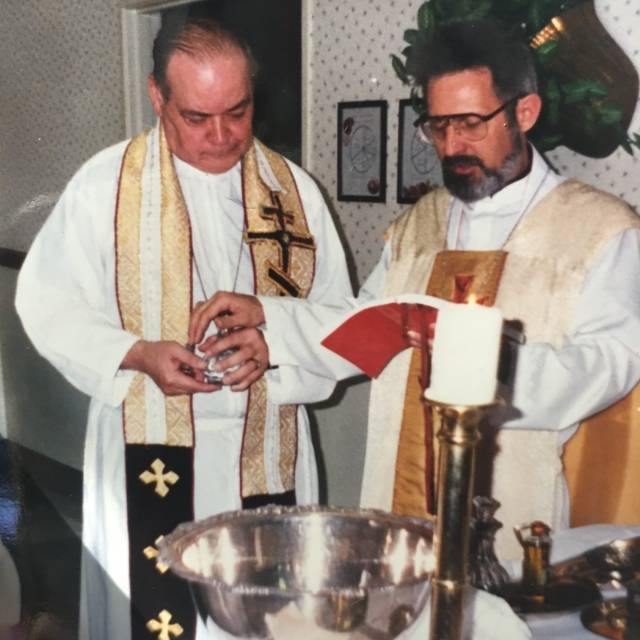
[116,124,317,502]
[115,123,195,639]
[241,140,316,501]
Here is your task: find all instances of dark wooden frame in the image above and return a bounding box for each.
[337,100,387,203]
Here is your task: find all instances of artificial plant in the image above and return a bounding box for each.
[392,0,640,157]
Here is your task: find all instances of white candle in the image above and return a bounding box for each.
[425,302,503,405]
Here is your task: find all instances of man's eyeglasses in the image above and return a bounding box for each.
[421,95,524,144]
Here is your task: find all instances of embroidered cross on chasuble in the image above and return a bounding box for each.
[115,125,315,639]
[391,250,506,519]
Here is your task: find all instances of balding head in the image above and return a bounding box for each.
[151,16,258,101]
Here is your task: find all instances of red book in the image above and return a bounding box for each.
[320,294,446,378]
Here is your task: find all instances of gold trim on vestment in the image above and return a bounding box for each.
[241,141,315,497]
[116,126,193,447]
[565,383,640,525]
[116,132,148,444]
[426,251,507,304]
[392,250,507,519]
[158,128,193,447]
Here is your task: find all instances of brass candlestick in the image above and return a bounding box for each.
[425,398,495,640]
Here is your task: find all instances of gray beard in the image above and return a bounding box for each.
[442,138,525,203]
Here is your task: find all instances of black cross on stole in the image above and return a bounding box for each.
[246,191,315,297]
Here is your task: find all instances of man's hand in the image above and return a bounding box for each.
[199,327,269,391]
[189,292,266,345]
[121,340,218,395]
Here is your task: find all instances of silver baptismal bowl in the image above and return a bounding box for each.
[159,505,435,638]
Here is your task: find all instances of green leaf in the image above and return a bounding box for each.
[404,29,420,45]
[430,0,449,22]
[562,81,591,104]
[545,77,561,101]
[534,39,559,64]
[527,2,546,33]
[466,0,493,20]
[632,132,640,146]
[544,97,561,126]
[391,54,410,84]
[597,104,623,126]
[578,104,597,135]
[585,81,609,98]
[417,1,434,32]
[562,79,611,105]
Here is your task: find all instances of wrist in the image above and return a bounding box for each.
[121,339,147,371]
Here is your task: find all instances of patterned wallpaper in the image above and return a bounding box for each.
[0,0,125,252]
[1,0,638,266]
[307,0,640,284]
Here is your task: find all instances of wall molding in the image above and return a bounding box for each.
[0,249,26,271]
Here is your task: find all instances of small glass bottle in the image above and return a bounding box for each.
[514,520,552,602]
[468,496,510,596]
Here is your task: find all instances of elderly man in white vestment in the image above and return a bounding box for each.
[15,16,351,640]
[193,19,640,564]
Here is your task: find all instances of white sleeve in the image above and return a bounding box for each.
[15,157,139,407]
[261,240,391,383]
[496,227,640,434]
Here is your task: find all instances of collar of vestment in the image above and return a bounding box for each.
[450,146,563,251]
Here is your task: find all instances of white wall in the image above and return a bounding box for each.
[0,2,125,470]
[0,1,126,252]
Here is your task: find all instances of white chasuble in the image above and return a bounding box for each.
[363,174,640,561]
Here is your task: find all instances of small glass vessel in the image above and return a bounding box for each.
[468,496,510,596]
[514,520,552,602]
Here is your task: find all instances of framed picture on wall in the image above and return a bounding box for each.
[337,100,387,203]
[397,99,442,204]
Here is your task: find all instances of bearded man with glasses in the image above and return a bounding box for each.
[190,19,640,562]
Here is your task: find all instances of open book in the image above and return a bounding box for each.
[320,293,523,380]
[320,294,446,378]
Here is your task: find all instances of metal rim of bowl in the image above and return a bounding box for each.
[158,504,435,598]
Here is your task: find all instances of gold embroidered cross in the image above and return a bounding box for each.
[143,535,169,574]
[139,459,179,497]
[146,610,183,640]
